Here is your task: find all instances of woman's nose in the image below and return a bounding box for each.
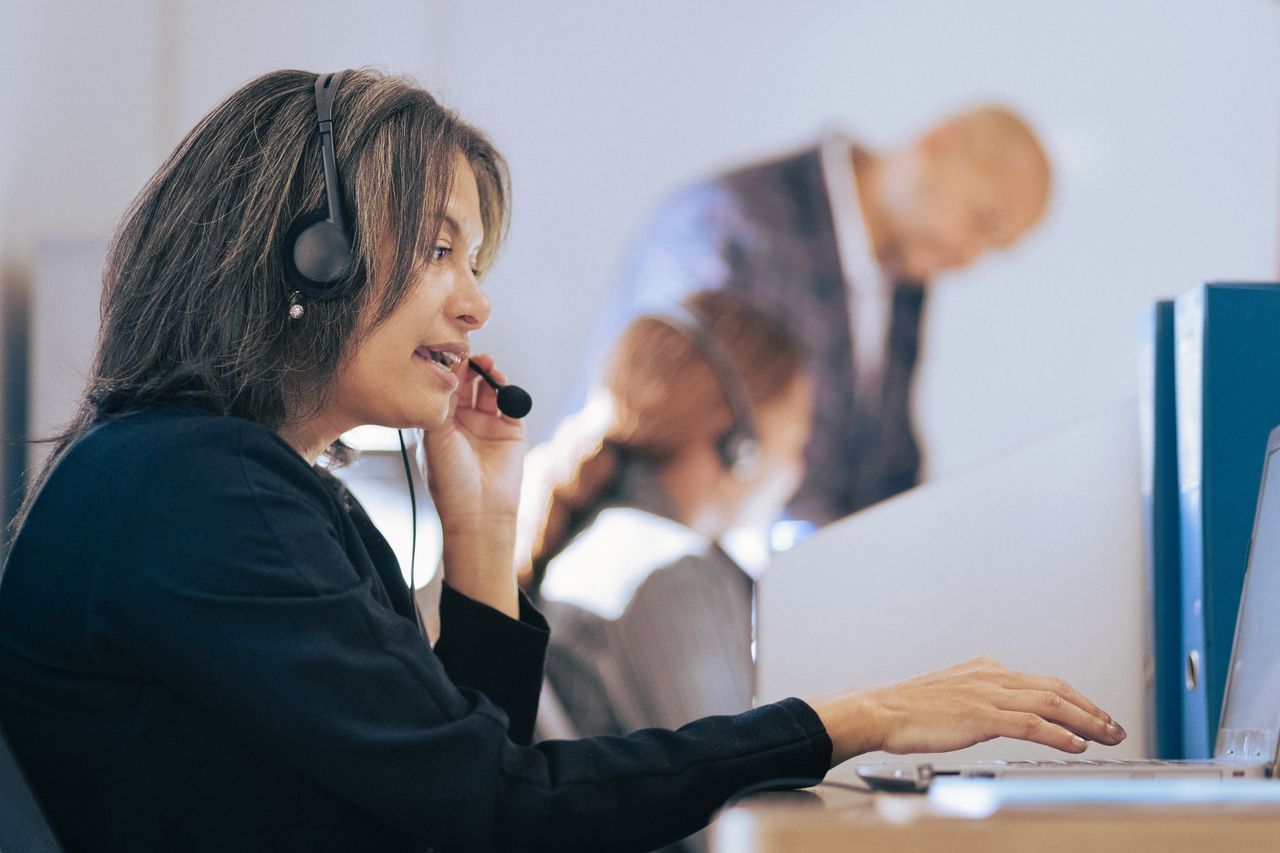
[452,272,491,329]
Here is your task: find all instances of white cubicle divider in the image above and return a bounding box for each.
[757,401,1148,773]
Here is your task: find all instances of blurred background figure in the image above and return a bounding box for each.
[525,291,811,781]
[580,106,1050,525]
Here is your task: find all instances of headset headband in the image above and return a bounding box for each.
[314,71,347,234]
[651,302,761,478]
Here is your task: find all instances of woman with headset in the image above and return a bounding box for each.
[527,289,810,739]
[525,289,812,853]
[0,69,1124,853]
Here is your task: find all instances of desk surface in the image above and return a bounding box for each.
[709,782,1280,853]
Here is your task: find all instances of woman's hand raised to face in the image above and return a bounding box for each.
[805,657,1127,767]
[420,353,527,617]
[421,353,526,521]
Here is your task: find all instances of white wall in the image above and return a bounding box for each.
[0,0,452,263]
[2,0,1278,514]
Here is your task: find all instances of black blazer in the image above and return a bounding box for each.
[0,408,830,853]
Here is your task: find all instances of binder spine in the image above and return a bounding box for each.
[1140,301,1182,759]
[1174,288,1210,758]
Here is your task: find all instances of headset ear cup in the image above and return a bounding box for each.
[284,209,354,298]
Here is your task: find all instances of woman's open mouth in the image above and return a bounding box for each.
[415,345,466,387]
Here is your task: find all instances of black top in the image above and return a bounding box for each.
[0,407,831,853]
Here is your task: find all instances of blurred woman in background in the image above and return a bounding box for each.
[528,290,812,747]
[527,290,812,852]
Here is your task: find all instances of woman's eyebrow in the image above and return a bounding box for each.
[439,214,484,251]
[438,215,461,238]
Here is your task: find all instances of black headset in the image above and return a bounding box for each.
[651,303,761,480]
[284,71,357,300]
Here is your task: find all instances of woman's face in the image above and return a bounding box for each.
[722,372,815,528]
[327,154,490,435]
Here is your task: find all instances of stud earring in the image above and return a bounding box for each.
[288,291,305,320]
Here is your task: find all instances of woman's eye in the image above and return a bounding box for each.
[431,245,452,262]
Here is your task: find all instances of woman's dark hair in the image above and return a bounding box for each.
[15,68,509,529]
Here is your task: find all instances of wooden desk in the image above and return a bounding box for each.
[709,782,1280,852]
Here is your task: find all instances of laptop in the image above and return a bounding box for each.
[858,424,1280,792]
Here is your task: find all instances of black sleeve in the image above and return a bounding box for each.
[434,583,548,746]
[90,421,831,852]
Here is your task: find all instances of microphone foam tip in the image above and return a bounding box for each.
[497,385,533,419]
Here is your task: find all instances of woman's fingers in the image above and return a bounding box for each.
[462,353,505,418]
[987,710,1089,753]
[997,686,1123,746]
[939,658,1124,746]
[813,658,1128,765]
[1006,675,1126,744]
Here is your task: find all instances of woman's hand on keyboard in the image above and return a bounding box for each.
[805,656,1127,767]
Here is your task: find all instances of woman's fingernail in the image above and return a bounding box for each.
[1072,735,1087,750]
[1108,722,1126,740]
